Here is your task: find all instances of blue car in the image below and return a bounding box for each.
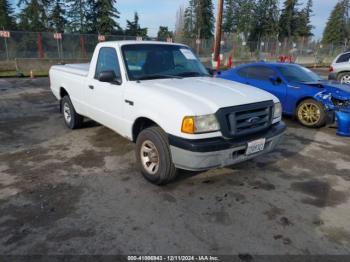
[219,62,350,128]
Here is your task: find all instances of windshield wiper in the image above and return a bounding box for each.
[136,74,183,81]
[176,71,206,77]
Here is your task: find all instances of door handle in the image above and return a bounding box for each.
[125,100,134,106]
[89,85,94,90]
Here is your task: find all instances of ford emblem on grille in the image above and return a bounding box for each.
[247,116,260,123]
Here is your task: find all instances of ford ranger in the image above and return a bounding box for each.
[49,41,286,184]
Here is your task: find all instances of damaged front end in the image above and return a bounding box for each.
[314,89,350,136]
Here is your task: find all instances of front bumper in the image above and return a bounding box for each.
[169,122,286,171]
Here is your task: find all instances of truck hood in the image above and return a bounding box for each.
[137,77,278,113]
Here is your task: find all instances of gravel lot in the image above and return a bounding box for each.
[0,77,350,256]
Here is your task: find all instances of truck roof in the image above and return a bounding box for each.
[97,40,187,48]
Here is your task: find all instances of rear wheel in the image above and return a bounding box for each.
[337,72,350,84]
[136,126,177,185]
[61,96,84,129]
[296,99,326,128]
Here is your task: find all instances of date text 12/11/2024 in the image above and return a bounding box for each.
[127,256,220,261]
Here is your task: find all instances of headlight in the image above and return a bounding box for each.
[273,102,282,119]
[181,114,220,134]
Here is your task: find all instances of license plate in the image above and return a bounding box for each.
[246,138,266,155]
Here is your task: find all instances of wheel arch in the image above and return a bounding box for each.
[337,71,350,79]
[132,117,162,142]
[59,86,69,99]
[294,96,316,115]
[59,87,69,112]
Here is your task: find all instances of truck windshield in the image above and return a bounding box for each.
[121,44,209,81]
[277,65,323,83]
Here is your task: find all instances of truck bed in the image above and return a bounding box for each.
[51,63,90,77]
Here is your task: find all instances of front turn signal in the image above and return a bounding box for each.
[181,116,195,134]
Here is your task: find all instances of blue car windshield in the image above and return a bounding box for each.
[277,65,323,83]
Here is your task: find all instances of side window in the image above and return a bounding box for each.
[95,47,121,80]
[237,67,250,78]
[336,53,350,63]
[245,66,277,81]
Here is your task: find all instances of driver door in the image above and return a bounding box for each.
[86,47,126,134]
[244,65,287,105]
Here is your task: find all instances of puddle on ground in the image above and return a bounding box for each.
[291,179,349,207]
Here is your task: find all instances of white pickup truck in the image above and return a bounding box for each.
[50,41,286,184]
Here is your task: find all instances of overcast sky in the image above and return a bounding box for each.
[10,0,338,39]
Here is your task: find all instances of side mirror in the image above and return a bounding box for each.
[206,67,216,76]
[269,76,282,85]
[98,70,122,85]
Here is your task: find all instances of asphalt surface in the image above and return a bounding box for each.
[0,77,350,256]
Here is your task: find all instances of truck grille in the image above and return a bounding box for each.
[216,101,274,138]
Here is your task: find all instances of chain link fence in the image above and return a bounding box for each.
[0,31,139,61]
[0,31,349,74]
[180,36,349,67]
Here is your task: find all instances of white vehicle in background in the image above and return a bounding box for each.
[49,41,286,185]
[329,51,350,83]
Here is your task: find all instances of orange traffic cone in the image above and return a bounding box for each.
[227,55,232,68]
[216,55,221,71]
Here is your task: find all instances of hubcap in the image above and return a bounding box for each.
[63,103,71,123]
[341,75,350,84]
[298,103,321,126]
[140,140,160,175]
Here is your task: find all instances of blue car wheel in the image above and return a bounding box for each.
[296,99,326,128]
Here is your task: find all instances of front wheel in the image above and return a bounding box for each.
[135,126,177,185]
[296,99,326,128]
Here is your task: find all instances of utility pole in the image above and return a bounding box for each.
[196,1,201,55]
[213,0,224,62]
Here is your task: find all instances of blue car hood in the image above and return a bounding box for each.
[322,81,350,100]
[298,81,350,100]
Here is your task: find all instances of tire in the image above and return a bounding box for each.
[296,99,326,128]
[135,126,177,185]
[337,72,350,84]
[61,95,84,129]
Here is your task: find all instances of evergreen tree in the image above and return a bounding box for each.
[125,12,148,38]
[279,0,300,40]
[295,0,313,37]
[18,0,48,31]
[236,0,256,39]
[323,0,349,45]
[49,0,66,32]
[18,0,52,27]
[0,0,16,29]
[223,0,237,33]
[183,0,214,39]
[174,5,185,41]
[196,0,214,39]
[93,0,121,34]
[250,0,279,41]
[183,0,196,38]
[157,26,173,40]
[65,0,94,33]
